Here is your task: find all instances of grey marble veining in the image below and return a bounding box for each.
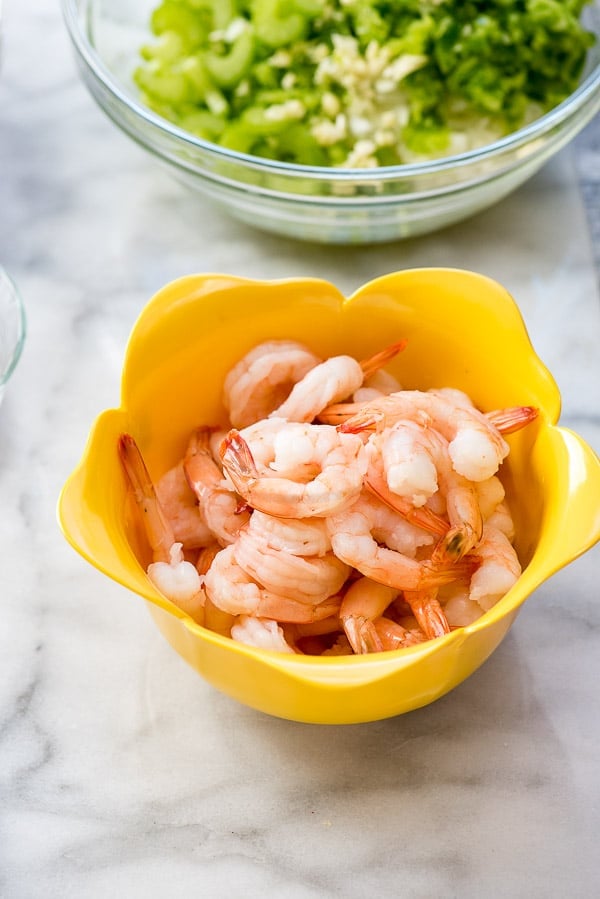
[1,4,599,898]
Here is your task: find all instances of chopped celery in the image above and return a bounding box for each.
[204,26,255,87]
[136,0,596,167]
[252,0,318,49]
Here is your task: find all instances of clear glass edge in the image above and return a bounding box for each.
[0,267,27,388]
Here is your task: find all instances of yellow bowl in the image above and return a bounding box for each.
[57,269,600,724]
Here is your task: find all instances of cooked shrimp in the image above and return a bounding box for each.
[184,427,251,546]
[223,340,321,428]
[204,545,342,621]
[403,588,451,639]
[349,492,435,558]
[118,434,204,622]
[485,501,515,540]
[326,499,470,592]
[220,423,367,518]
[377,420,483,562]
[184,427,223,492]
[378,414,439,507]
[246,510,331,557]
[467,524,521,610]
[233,525,350,604]
[333,390,511,482]
[475,476,505,519]
[428,387,475,410]
[440,585,484,628]
[230,616,295,653]
[339,576,400,653]
[155,462,213,550]
[196,543,235,635]
[329,395,536,439]
[365,426,480,561]
[372,617,425,650]
[147,545,207,624]
[364,460,450,537]
[353,368,403,404]
[208,429,229,467]
[271,341,406,423]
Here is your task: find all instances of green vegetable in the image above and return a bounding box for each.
[135,0,596,167]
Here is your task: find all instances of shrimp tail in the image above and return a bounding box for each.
[421,558,476,588]
[219,429,260,494]
[359,340,408,379]
[365,472,450,537]
[430,523,481,564]
[315,402,371,426]
[337,409,385,432]
[373,617,425,650]
[485,406,538,435]
[184,425,222,497]
[403,589,450,639]
[343,615,385,654]
[117,433,175,561]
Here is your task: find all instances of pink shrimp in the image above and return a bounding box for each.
[326,497,472,593]
[271,341,407,423]
[383,420,483,562]
[245,510,332,557]
[353,367,403,404]
[339,576,400,653]
[203,545,342,622]
[466,524,521,610]
[403,588,451,639]
[196,543,236,636]
[330,391,510,481]
[223,340,322,428]
[154,462,213,550]
[230,616,295,653]
[233,524,350,604]
[220,423,367,518]
[346,491,436,558]
[439,584,484,628]
[118,434,205,623]
[366,419,482,561]
[372,617,425,651]
[323,393,536,481]
[184,427,251,546]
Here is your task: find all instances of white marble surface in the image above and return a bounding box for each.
[1,4,600,897]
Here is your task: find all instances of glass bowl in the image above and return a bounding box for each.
[62,0,600,244]
[57,269,600,724]
[0,267,26,409]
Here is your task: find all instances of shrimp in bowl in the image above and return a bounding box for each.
[115,334,536,661]
[58,270,600,723]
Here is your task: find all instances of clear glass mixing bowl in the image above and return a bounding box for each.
[62,0,600,244]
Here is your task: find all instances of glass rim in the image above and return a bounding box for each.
[0,267,27,387]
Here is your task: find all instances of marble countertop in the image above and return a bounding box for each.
[1,4,599,897]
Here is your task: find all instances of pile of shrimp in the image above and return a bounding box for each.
[118,338,538,656]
